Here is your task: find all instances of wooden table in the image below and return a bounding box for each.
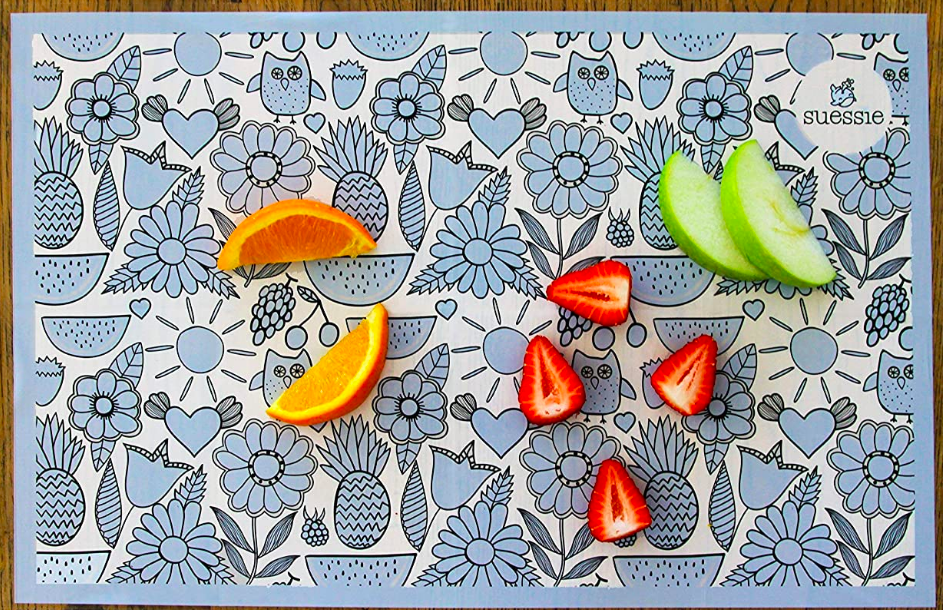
[1,1,939,608]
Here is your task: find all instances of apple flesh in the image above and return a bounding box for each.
[721,140,836,288]
[659,152,767,281]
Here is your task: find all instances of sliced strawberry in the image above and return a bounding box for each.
[518,335,585,425]
[589,459,651,542]
[650,334,717,416]
[547,260,632,326]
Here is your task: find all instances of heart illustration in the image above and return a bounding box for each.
[471,408,528,458]
[743,299,765,321]
[162,109,219,159]
[778,408,836,458]
[304,112,326,134]
[129,298,151,319]
[614,411,637,434]
[435,299,457,320]
[165,406,222,457]
[468,108,526,158]
[775,110,818,160]
[610,113,633,134]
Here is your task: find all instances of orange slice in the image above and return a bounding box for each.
[267,303,388,425]
[217,199,376,270]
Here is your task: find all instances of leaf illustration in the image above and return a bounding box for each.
[174,466,207,505]
[820,268,853,300]
[824,210,865,255]
[296,285,322,305]
[413,565,447,587]
[204,268,239,299]
[107,561,142,583]
[95,459,122,548]
[703,441,729,474]
[528,242,555,279]
[529,542,556,579]
[393,142,418,173]
[719,46,753,89]
[833,242,862,280]
[408,265,450,295]
[213,506,252,552]
[790,169,818,209]
[824,563,850,586]
[566,256,604,274]
[518,508,561,555]
[715,278,759,296]
[256,555,298,578]
[396,440,422,473]
[875,512,911,559]
[481,468,513,508]
[93,162,120,250]
[566,522,594,559]
[721,344,757,389]
[701,141,725,174]
[107,46,142,89]
[872,214,907,258]
[260,512,295,557]
[512,267,545,299]
[90,439,115,471]
[222,539,250,578]
[109,342,143,387]
[720,564,755,586]
[836,540,865,579]
[253,262,291,281]
[103,264,144,294]
[416,344,449,389]
[788,468,821,507]
[867,257,909,281]
[398,161,426,251]
[871,555,913,579]
[171,169,204,208]
[209,208,237,240]
[826,508,867,553]
[708,462,736,551]
[478,169,510,209]
[517,208,558,254]
[561,556,604,580]
[88,141,113,174]
[401,462,429,551]
[564,214,601,259]
[412,45,447,90]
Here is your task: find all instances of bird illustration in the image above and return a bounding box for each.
[247,51,326,123]
[875,52,910,125]
[553,51,632,123]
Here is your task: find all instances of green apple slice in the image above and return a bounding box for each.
[659,152,767,281]
[721,140,837,288]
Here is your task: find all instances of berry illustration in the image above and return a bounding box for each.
[864,278,910,347]
[301,507,330,547]
[606,209,635,248]
[613,533,637,548]
[557,305,593,347]
[250,277,297,346]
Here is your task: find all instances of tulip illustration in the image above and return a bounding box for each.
[637,60,673,110]
[122,142,189,210]
[124,439,192,508]
[428,142,496,211]
[738,441,806,511]
[32,61,62,111]
[430,442,499,511]
[754,94,818,160]
[331,60,367,110]
[35,356,64,407]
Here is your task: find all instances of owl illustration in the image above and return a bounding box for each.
[553,51,632,122]
[249,349,312,406]
[875,52,909,124]
[864,351,913,422]
[572,349,636,419]
[247,51,326,123]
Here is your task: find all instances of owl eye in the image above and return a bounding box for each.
[597,364,612,379]
[287,66,303,80]
[883,68,896,81]
[273,365,287,377]
[899,67,909,82]
[594,66,610,80]
[577,67,591,80]
[290,363,305,378]
[888,366,900,378]
[271,67,284,80]
[904,364,913,379]
[581,366,593,378]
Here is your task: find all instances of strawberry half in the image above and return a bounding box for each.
[589,459,651,542]
[650,334,717,416]
[547,260,632,326]
[518,335,586,425]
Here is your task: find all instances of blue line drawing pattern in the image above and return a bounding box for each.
[30,29,916,594]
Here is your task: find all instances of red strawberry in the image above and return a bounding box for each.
[650,334,717,416]
[518,335,585,425]
[588,459,651,542]
[547,260,632,326]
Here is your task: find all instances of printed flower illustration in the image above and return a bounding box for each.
[213,420,317,518]
[68,369,142,443]
[125,440,192,508]
[824,128,911,220]
[211,121,315,215]
[741,501,838,586]
[827,421,914,518]
[66,72,140,145]
[677,72,752,146]
[124,201,220,298]
[518,121,622,219]
[428,200,528,298]
[127,498,222,583]
[370,72,444,145]
[428,143,496,211]
[432,500,529,586]
[738,442,806,511]
[374,371,447,444]
[520,422,619,518]
[430,443,499,511]
[683,371,755,444]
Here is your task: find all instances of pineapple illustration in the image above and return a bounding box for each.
[36,414,86,546]
[317,416,391,549]
[626,416,698,550]
[34,118,84,250]
[315,117,389,240]
[620,118,693,250]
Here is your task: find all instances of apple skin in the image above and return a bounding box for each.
[659,152,767,281]
[720,141,836,288]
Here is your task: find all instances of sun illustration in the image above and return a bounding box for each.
[449,32,559,103]
[144,33,253,103]
[760,298,867,402]
[453,298,553,402]
[146,298,254,401]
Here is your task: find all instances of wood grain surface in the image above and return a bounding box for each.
[2,1,939,609]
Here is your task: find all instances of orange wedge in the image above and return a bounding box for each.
[267,303,388,425]
[217,199,376,271]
